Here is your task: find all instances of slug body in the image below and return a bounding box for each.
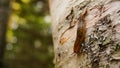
[74,10,87,54]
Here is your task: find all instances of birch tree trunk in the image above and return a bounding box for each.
[49,0,120,68]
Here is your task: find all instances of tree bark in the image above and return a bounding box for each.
[50,0,120,68]
[0,0,10,67]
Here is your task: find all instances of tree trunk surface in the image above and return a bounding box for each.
[50,0,120,68]
[0,0,10,67]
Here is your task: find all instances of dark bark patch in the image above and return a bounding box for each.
[91,56,100,68]
[99,44,107,52]
[117,10,120,13]
[66,9,74,20]
[58,53,61,58]
[106,64,110,68]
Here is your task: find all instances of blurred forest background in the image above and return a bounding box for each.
[0,0,54,68]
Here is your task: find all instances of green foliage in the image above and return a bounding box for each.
[5,0,54,68]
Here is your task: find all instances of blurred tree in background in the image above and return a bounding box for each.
[3,0,54,68]
[0,0,10,68]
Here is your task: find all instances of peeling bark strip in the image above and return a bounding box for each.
[50,0,120,68]
[60,18,78,45]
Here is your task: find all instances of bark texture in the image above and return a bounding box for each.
[0,0,10,67]
[50,0,120,68]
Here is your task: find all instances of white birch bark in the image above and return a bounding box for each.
[50,0,120,68]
